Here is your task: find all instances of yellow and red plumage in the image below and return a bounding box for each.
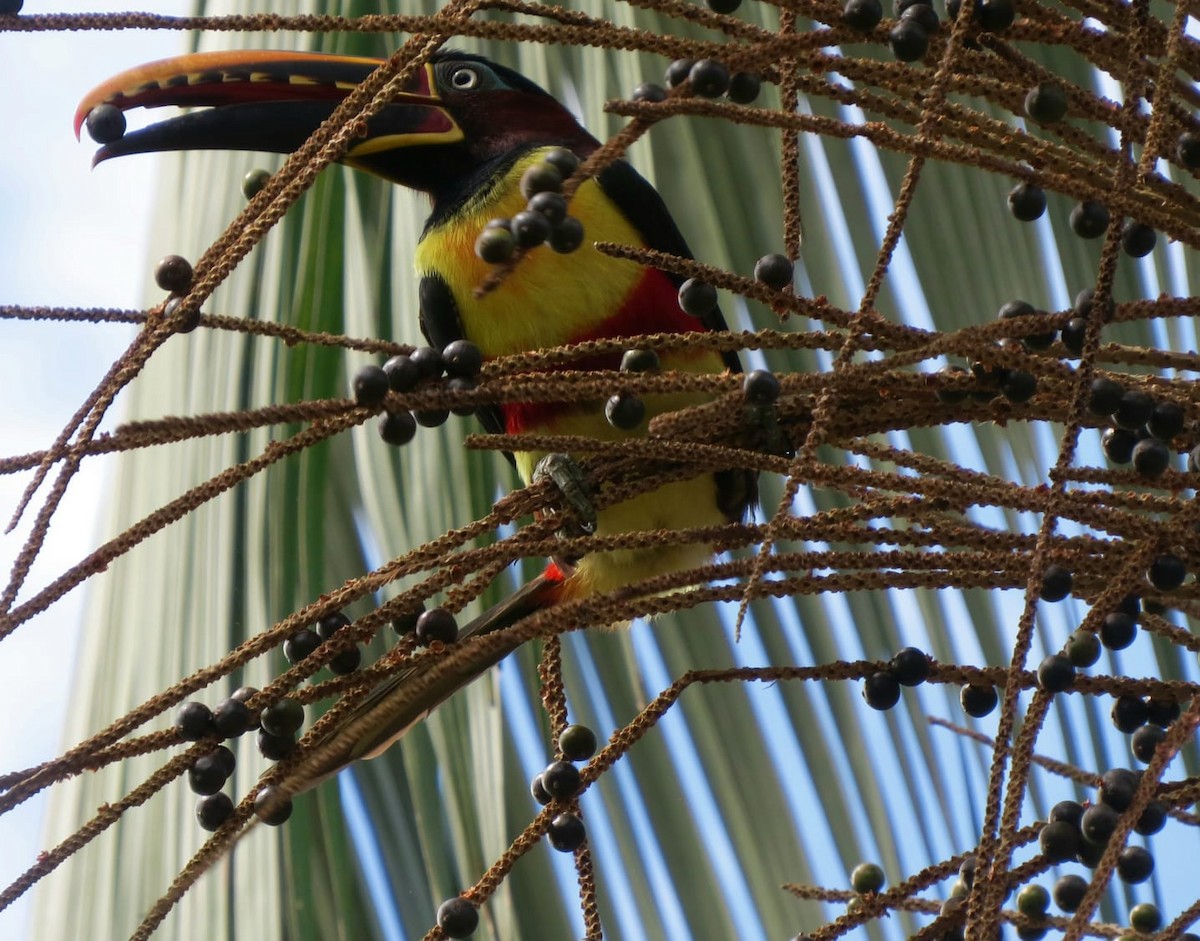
[77,50,755,784]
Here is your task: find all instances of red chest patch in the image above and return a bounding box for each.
[501,269,709,434]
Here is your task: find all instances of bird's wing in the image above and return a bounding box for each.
[595,159,743,375]
[418,270,513,449]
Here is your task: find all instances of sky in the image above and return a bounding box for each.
[0,6,188,938]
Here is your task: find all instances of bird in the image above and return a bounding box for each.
[76,49,757,792]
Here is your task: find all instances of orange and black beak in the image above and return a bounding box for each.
[75,50,463,176]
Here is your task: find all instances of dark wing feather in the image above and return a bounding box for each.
[595,160,742,375]
[418,273,513,463]
[595,160,756,520]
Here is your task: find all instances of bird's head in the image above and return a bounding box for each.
[75,50,598,206]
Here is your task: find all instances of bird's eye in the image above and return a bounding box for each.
[450,66,480,90]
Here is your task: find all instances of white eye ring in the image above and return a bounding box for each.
[450,67,480,90]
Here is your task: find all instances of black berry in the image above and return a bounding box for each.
[527,191,567,225]
[548,216,585,254]
[212,697,253,738]
[284,627,320,664]
[1099,768,1139,811]
[154,255,194,294]
[1080,803,1117,844]
[842,0,884,30]
[1131,438,1170,477]
[176,702,215,741]
[1121,221,1157,257]
[754,253,793,289]
[541,760,582,800]
[85,104,126,144]
[1101,428,1137,465]
[743,369,781,405]
[862,671,901,710]
[728,72,762,104]
[512,209,552,248]
[1052,874,1087,912]
[961,683,998,717]
[383,354,421,392]
[1099,612,1137,650]
[1060,318,1087,356]
[195,793,234,832]
[1131,723,1165,763]
[547,812,587,852]
[1007,182,1047,222]
[1038,820,1081,862]
[442,340,483,379]
[254,785,294,826]
[890,646,930,686]
[678,279,718,317]
[889,19,929,61]
[1112,390,1154,430]
[1041,564,1072,602]
[415,607,458,645]
[378,410,417,446]
[188,753,231,795]
[1116,846,1154,883]
[665,59,695,89]
[1177,131,1200,169]
[1024,83,1068,123]
[1070,200,1110,239]
[689,59,731,98]
[437,897,479,939]
[632,82,667,103]
[1087,377,1123,416]
[1037,654,1075,693]
[519,162,562,199]
[475,224,516,264]
[1146,400,1184,440]
[605,392,646,430]
[1111,694,1148,733]
[1148,553,1186,591]
[260,697,304,737]
[621,349,660,373]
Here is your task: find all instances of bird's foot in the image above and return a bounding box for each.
[745,403,795,459]
[533,453,596,535]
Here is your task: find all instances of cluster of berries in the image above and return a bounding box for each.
[475,149,586,263]
[351,340,484,445]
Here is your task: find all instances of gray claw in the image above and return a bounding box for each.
[533,453,597,534]
[746,403,793,459]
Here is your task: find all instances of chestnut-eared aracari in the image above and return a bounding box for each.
[77,50,756,791]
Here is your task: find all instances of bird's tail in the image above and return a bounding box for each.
[278,569,565,796]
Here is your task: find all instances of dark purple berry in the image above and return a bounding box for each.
[154,255,194,294]
[546,812,587,852]
[176,702,215,741]
[415,607,458,645]
[862,671,901,710]
[195,793,234,832]
[85,104,126,144]
[961,683,998,717]
[437,897,479,939]
[1007,182,1047,222]
[541,760,582,800]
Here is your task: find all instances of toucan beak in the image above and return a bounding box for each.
[74,50,462,166]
